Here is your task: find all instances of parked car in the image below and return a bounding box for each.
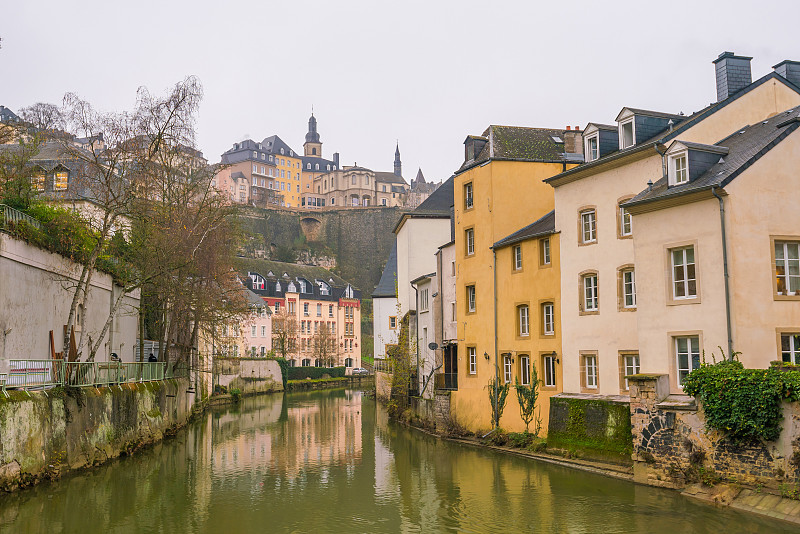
[352,367,369,376]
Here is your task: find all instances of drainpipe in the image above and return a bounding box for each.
[712,185,734,359]
[654,142,667,179]
[492,248,499,428]
[413,285,420,395]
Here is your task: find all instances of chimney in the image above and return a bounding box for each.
[713,51,752,101]
[563,128,583,155]
[773,60,800,87]
[566,126,571,131]
[333,152,340,168]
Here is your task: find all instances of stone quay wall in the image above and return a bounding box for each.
[629,374,800,490]
[0,378,195,492]
[213,357,284,395]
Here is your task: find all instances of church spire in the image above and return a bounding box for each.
[394,142,402,177]
[304,109,322,157]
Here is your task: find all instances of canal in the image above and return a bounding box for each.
[0,388,795,533]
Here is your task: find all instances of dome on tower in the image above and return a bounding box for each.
[305,114,320,143]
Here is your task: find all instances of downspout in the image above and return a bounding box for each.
[712,185,734,359]
[654,142,667,179]
[492,248,499,429]
[413,284,420,395]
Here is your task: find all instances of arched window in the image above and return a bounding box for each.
[315,163,319,170]
[306,163,311,169]
[280,148,285,155]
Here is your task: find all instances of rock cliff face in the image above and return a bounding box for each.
[238,206,408,293]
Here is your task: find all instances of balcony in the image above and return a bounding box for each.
[434,372,458,391]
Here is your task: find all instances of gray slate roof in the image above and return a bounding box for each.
[458,125,575,174]
[372,241,397,298]
[411,175,453,216]
[626,108,800,207]
[492,210,555,249]
[375,171,407,184]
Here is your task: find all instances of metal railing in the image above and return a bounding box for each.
[0,204,42,230]
[374,359,393,373]
[434,372,458,391]
[1,360,181,395]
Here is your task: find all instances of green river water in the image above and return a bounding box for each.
[0,388,796,533]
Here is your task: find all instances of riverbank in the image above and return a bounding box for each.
[394,407,800,527]
[0,378,197,493]
[287,375,374,392]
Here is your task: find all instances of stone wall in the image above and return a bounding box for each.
[0,378,194,492]
[629,374,800,489]
[238,206,408,292]
[375,371,391,402]
[547,393,633,464]
[213,357,284,395]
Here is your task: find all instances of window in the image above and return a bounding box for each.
[620,352,640,391]
[580,209,596,244]
[329,304,334,317]
[54,171,68,191]
[465,228,475,256]
[540,238,551,266]
[389,316,397,329]
[31,173,45,191]
[622,268,636,308]
[468,347,477,374]
[288,301,295,314]
[671,246,697,300]
[775,241,800,296]
[381,199,386,206]
[620,120,634,149]
[504,355,513,384]
[251,325,257,336]
[451,261,456,276]
[519,355,530,385]
[466,285,476,313]
[464,182,473,209]
[675,336,700,386]
[513,245,522,270]
[542,302,554,335]
[517,305,529,337]
[586,135,598,161]
[670,153,689,185]
[274,301,281,313]
[261,325,266,337]
[582,273,598,312]
[619,203,632,237]
[419,288,429,312]
[581,353,598,390]
[782,333,800,364]
[303,302,309,316]
[451,301,456,322]
[314,303,320,316]
[543,354,557,388]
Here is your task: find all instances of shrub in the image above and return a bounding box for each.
[287,366,346,381]
[683,359,800,445]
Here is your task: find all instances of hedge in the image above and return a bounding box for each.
[287,366,346,380]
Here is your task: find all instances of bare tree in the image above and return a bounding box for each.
[312,322,337,367]
[272,309,297,360]
[19,103,65,132]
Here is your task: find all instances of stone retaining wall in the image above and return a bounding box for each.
[213,357,283,395]
[0,378,194,492]
[629,374,800,490]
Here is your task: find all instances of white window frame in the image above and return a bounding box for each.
[671,246,697,300]
[518,305,529,337]
[504,356,513,384]
[520,355,530,386]
[581,210,596,244]
[540,238,551,265]
[514,245,522,270]
[419,288,429,312]
[669,151,689,186]
[466,228,475,256]
[675,336,700,387]
[782,333,800,364]
[303,302,309,316]
[619,205,632,236]
[543,355,556,388]
[583,274,598,312]
[622,353,640,390]
[468,347,477,374]
[619,119,635,149]
[542,303,554,335]
[584,354,598,389]
[464,182,473,209]
[623,269,636,308]
[251,325,257,336]
[467,285,476,313]
[585,134,599,161]
[775,241,800,296]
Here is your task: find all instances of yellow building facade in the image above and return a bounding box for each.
[449,126,581,433]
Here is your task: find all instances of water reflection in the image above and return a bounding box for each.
[0,388,796,533]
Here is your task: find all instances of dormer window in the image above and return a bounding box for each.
[280,148,285,155]
[619,119,635,149]
[585,135,599,161]
[670,152,688,185]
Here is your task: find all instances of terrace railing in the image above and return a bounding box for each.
[0,204,42,230]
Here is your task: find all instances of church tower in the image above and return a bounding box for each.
[393,142,402,177]
[304,113,322,157]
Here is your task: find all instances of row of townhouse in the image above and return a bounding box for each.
[376,51,800,435]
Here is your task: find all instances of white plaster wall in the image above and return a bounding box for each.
[373,296,398,359]
[395,218,451,315]
[439,243,457,343]
[0,234,140,370]
[415,276,436,398]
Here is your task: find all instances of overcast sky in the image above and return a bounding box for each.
[3,1,800,181]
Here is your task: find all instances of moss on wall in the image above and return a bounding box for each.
[547,395,633,464]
